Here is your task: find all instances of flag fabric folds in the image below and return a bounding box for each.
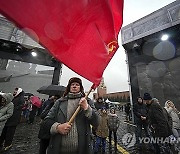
[0,0,123,87]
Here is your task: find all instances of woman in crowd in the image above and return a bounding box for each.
[133,96,150,150]
[0,93,14,135]
[164,100,180,152]
[0,88,24,151]
[164,100,180,138]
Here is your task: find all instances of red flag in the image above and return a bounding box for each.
[0,0,123,87]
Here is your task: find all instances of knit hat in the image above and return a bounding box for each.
[101,106,107,111]
[143,93,152,100]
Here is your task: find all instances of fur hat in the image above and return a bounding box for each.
[143,93,152,100]
[68,77,82,87]
[63,77,85,97]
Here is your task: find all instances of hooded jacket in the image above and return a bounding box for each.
[0,93,14,134]
[164,101,180,129]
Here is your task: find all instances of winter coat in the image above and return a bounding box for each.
[96,112,109,138]
[42,99,53,111]
[166,109,180,130]
[125,104,131,114]
[43,96,100,154]
[5,91,25,126]
[162,108,173,130]
[38,102,54,139]
[171,111,180,129]
[0,93,14,134]
[164,103,180,129]
[147,102,171,137]
[107,113,119,131]
[133,102,148,124]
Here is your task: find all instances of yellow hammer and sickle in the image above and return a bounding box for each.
[107,41,118,54]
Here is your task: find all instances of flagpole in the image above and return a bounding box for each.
[68,85,94,125]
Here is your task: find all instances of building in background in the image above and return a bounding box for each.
[121,1,180,110]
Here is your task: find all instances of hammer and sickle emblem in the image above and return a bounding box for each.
[107,41,118,54]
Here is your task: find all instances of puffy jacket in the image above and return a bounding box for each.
[0,93,14,133]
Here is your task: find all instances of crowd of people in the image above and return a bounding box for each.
[0,77,179,154]
[0,86,57,153]
[133,93,180,154]
[0,88,25,152]
[0,77,120,154]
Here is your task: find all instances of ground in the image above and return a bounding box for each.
[1,110,161,154]
[6,118,40,154]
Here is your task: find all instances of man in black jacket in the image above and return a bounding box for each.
[143,93,172,154]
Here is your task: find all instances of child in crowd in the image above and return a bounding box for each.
[94,107,108,154]
[108,107,119,149]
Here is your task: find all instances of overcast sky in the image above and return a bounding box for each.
[37,0,175,94]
